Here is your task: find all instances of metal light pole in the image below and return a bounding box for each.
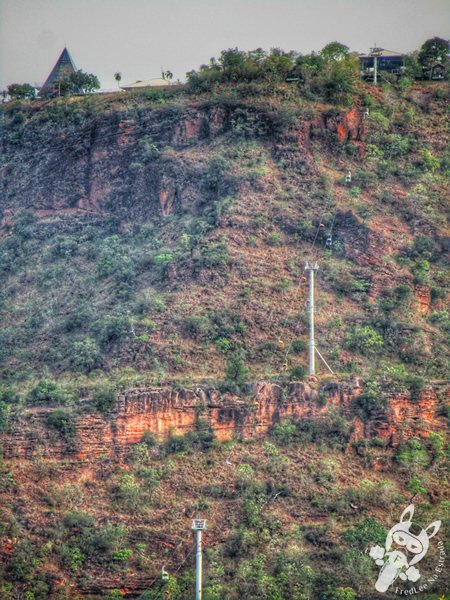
[192,518,206,600]
[371,47,382,86]
[305,263,319,375]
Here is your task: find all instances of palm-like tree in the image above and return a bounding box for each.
[114,72,122,89]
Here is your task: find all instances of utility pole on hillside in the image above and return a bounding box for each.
[370,47,383,85]
[305,263,319,375]
[304,263,335,377]
[192,517,206,600]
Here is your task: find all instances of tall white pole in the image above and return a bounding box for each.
[192,518,206,600]
[195,529,202,600]
[306,263,319,376]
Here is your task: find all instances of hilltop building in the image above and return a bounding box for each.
[359,49,404,80]
[39,47,77,97]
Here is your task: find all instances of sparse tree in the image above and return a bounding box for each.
[7,83,36,100]
[70,70,100,94]
[418,37,449,79]
[114,71,122,88]
[162,70,173,81]
[320,41,350,62]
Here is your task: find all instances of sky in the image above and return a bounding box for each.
[0,0,449,90]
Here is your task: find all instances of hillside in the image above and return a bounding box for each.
[0,75,449,599]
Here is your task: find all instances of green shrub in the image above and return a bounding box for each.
[112,548,133,562]
[297,412,351,448]
[266,232,281,246]
[28,380,64,404]
[344,326,383,355]
[71,337,101,373]
[85,521,127,557]
[225,351,249,387]
[382,134,410,158]
[289,365,306,380]
[291,339,307,353]
[216,337,232,353]
[92,315,132,347]
[430,287,446,304]
[181,315,210,339]
[383,364,425,400]
[396,439,430,471]
[419,149,440,173]
[61,305,93,332]
[152,252,175,274]
[270,106,300,133]
[50,236,79,258]
[203,156,234,192]
[115,473,141,510]
[142,431,157,447]
[325,588,357,600]
[408,235,435,260]
[5,539,37,582]
[341,517,386,549]
[46,409,76,443]
[64,511,95,531]
[0,401,12,432]
[165,433,191,455]
[230,108,267,137]
[378,284,411,312]
[351,381,387,419]
[142,318,157,332]
[105,590,123,600]
[429,310,449,326]
[198,241,231,269]
[271,420,297,445]
[12,210,38,239]
[274,277,292,292]
[366,113,390,146]
[96,237,136,283]
[165,418,216,455]
[139,136,159,162]
[93,384,117,413]
[63,546,85,572]
[407,475,427,499]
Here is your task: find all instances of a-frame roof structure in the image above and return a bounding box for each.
[40,48,77,94]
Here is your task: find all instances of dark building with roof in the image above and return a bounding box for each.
[359,49,404,80]
[39,48,77,97]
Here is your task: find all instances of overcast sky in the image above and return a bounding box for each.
[1,0,449,90]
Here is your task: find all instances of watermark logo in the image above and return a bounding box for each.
[369,504,443,594]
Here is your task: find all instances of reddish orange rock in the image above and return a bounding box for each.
[2,381,447,462]
[414,284,431,313]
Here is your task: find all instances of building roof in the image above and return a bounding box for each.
[40,48,77,93]
[121,77,178,90]
[359,49,403,59]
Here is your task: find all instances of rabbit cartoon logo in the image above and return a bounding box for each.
[369,505,441,593]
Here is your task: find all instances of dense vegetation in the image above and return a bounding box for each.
[0,41,448,599]
[0,416,448,599]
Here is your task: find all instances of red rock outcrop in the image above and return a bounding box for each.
[322,105,366,145]
[2,380,446,462]
[159,176,176,216]
[414,284,431,314]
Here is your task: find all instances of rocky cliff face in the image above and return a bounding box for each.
[1,100,365,226]
[3,380,446,461]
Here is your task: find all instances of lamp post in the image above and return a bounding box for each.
[192,518,206,600]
